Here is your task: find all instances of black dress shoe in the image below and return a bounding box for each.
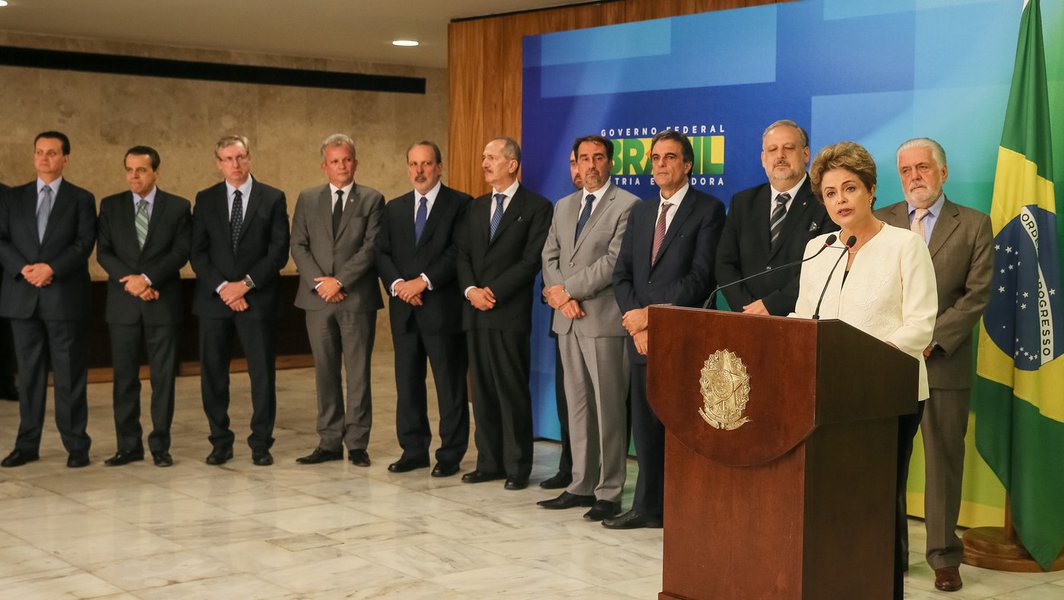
[584,500,620,521]
[67,451,90,468]
[461,470,505,484]
[296,448,343,464]
[348,449,371,467]
[504,477,529,490]
[152,451,173,467]
[537,491,595,509]
[205,446,233,465]
[1,449,39,468]
[431,462,460,477]
[104,451,144,466]
[387,456,430,473]
[539,471,573,489]
[252,450,273,466]
[602,508,662,530]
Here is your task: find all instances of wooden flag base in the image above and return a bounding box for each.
[962,498,1064,572]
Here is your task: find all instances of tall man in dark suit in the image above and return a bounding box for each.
[376,140,471,477]
[716,120,836,315]
[291,134,383,468]
[606,130,726,529]
[0,131,97,468]
[97,146,191,468]
[190,135,290,467]
[457,136,552,490]
[540,135,638,521]
[877,138,993,594]
[0,180,17,402]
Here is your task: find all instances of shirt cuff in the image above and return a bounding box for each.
[142,274,152,287]
[215,281,226,294]
[390,279,403,296]
[464,286,476,299]
[420,273,433,291]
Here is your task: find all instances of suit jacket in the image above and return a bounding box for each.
[97,189,192,325]
[716,177,837,315]
[876,198,993,389]
[456,184,552,333]
[190,178,290,320]
[291,182,384,314]
[376,184,470,335]
[542,185,639,338]
[613,187,726,364]
[0,178,96,320]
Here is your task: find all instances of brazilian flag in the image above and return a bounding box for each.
[974,0,1064,570]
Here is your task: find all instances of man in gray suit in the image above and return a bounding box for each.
[876,138,993,594]
[291,134,384,467]
[539,135,637,521]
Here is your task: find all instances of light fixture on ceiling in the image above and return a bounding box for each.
[391,39,419,47]
[0,1,9,7]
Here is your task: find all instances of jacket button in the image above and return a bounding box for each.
[648,279,653,284]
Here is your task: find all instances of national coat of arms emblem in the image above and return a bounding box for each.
[698,349,752,430]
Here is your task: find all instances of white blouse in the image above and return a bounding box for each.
[791,223,938,401]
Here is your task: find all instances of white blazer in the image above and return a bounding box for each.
[792,223,938,400]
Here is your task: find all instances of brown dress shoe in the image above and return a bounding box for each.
[934,566,962,592]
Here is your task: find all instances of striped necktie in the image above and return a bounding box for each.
[37,185,53,242]
[135,198,149,248]
[651,202,672,265]
[490,193,505,240]
[769,192,790,250]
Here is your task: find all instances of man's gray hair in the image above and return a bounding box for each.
[215,134,250,159]
[897,137,947,169]
[762,120,809,148]
[492,136,522,167]
[320,133,357,160]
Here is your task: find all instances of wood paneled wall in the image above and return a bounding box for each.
[447,0,778,196]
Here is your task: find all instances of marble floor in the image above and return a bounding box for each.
[1,351,1062,599]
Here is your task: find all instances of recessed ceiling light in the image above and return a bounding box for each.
[0,1,9,7]
[392,39,419,47]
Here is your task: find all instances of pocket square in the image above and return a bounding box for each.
[808,222,819,232]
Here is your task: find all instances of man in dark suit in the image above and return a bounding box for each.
[457,136,552,490]
[877,138,993,595]
[716,120,836,315]
[0,131,97,468]
[0,180,17,402]
[376,140,471,477]
[97,146,191,468]
[190,134,290,467]
[291,134,383,468]
[605,130,726,529]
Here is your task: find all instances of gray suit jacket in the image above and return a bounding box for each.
[876,197,993,389]
[291,182,384,313]
[542,184,639,337]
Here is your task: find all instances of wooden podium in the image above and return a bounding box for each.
[647,306,919,600]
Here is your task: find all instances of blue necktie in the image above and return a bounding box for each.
[489,193,505,240]
[574,193,595,243]
[414,196,428,244]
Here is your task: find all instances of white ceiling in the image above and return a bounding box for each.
[0,0,578,68]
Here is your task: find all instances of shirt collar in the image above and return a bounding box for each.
[770,174,807,203]
[37,177,62,195]
[661,182,689,207]
[493,180,520,199]
[907,193,946,217]
[134,186,158,205]
[329,181,355,198]
[226,175,253,199]
[583,181,610,203]
[415,179,442,203]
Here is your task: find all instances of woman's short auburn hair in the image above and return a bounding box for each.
[809,141,877,202]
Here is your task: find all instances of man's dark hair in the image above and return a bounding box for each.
[572,135,614,162]
[407,140,443,164]
[35,131,71,155]
[650,130,695,176]
[124,146,161,170]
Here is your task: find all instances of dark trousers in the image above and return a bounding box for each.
[199,315,277,452]
[630,363,664,516]
[468,328,533,479]
[894,403,925,600]
[0,317,16,394]
[393,327,469,465]
[553,338,572,476]
[10,317,90,453]
[109,322,178,454]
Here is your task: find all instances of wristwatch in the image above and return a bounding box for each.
[243,275,255,289]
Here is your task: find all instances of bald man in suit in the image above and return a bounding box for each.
[876,138,993,595]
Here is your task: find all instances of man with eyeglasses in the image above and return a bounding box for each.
[190,134,290,467]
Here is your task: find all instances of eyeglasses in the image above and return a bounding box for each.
[218,155,249,164]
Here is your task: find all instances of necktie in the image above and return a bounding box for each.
[911,207,929,243]
[230,189,243,251]
[135,199,149,249]
[490,193,505,241]
[769,192,790,250]
[651,201,672,265]
[37,185,53,242]
[414,196,428,244]
[574,194,595,244]
[333,189,344,239]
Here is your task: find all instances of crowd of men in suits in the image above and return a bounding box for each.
[0,124,991,589]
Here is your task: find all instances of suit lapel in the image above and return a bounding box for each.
[22,185,43,251]
[489,187,522,245]
[141,191,164,253]
[336,184,359,239]
[751,185,773,257]
[41,181,74,246]
[652,187,696,267]
[236,181,266,246]
[416,190,439,250]
[768,183,815,260]
[928,199,960,259]
[317,185,335,241]
[573,188,610,254]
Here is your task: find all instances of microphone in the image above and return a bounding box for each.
[811,235,857,320]
[702,234,838,310]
